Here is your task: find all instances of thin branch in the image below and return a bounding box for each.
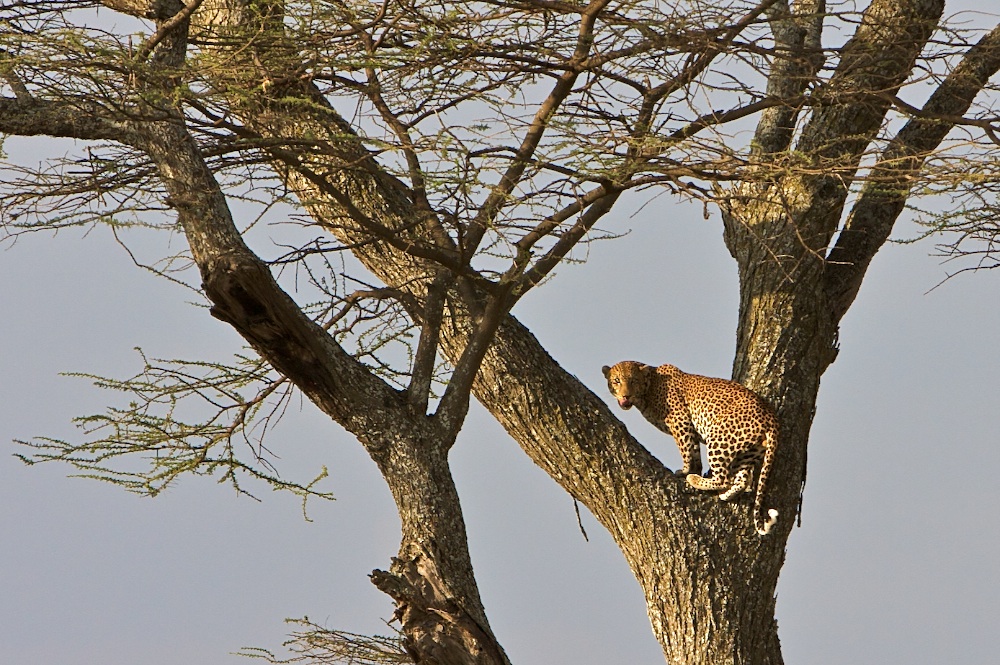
[514,184,611,255]
[0,49,32,102]
[324,288,420,330]
[434,286,513,440]
[514,189,620,296]
[663,94,804,147]
[463,0,614,260]
[267,147,484,287]
[636,0,783,137]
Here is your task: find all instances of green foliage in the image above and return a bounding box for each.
[16,348,334,514]
[238,618,410,665]
[900,160,1000,277]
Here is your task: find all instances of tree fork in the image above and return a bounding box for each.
[371,440,510,665]
[56,1,989,663]
[135,110,509,665]
[440,312,789,664]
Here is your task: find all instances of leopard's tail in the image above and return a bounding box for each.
[754,428,779,536]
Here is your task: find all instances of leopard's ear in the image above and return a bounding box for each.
[601,365,612,378]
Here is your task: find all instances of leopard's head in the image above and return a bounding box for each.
[601,361,651,410]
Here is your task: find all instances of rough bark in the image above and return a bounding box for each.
[95,3,510,662]
[177,1,980,662]
[5,1,1000,664]
[141,116,510,665]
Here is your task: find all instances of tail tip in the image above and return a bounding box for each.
[756,509,779,536]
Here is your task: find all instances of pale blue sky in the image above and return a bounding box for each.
[2,180,997,664]
[3,1,1000,661]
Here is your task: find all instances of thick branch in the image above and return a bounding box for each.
[141,123,417,447]
[723,0,945,260]
[751,0,826,155]
[825,21,1000,321]
[795,0,944,164]
[407,271,449,415]
[99,0,160,18]
[0,96,137,144]
[371,550,509,665]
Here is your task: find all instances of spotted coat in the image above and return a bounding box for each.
[601,360,779,535]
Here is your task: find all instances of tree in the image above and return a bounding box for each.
[2,1,998,663]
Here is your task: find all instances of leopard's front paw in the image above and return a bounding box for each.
[686,473,707,489]
[675,463,703,477]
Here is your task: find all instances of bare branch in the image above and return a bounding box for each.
[463,0,614,260]
[237,618,409,665]
[515,189,621,295]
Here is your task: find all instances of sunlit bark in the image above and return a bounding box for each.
[2,1,999,663]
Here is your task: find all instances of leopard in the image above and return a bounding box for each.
[602,360,779,535]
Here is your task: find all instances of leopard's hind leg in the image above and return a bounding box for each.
[687,443,756,498]
[686,452,734,493]
[718,449,762,500]
[687,470,733,491]
[688,467,750,500]
[719,467,753,500]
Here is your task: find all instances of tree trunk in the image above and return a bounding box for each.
[135,111,510,665]
[460,316,788,664]
[370,439,510,665]
[10,1,996,663]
